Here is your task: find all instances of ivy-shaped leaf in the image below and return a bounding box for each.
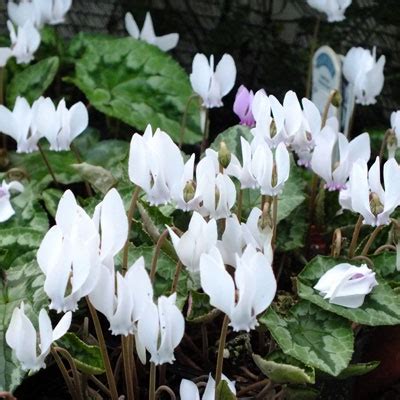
[6,57,59,107]
[67,34,201,144]
[260,301,354,376]
[297,256,400,326]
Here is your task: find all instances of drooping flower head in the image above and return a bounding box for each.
[125,11,179,52]
[343,46,385,106]
[314,263,378,308]
[0,180,24,223]
[233,85,256,127]
[306,0,352,22]
[190,53,236,108]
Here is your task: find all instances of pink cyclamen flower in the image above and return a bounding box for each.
[233,85,255,127]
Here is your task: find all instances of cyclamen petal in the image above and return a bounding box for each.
[307,0,352,22]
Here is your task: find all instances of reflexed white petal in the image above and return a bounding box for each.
[140,12,157,43]
[137,300,159,361]
[125,12,140,38]
[88,264,114,320]
[180,379,200,400]
[68,102,88,141]
[190,54,213,102]
[214,54,236,97]
[155,33,179,52]
[52,311,72,342]
[38,309,53,355]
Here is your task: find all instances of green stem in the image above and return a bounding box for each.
[361,226,384,257]
[171,260,182,293]
[149,362,157,400]
[38,143,59,186]
[272,195,278,249]
[122,187,141,274]
[305,16,321,99]
[214,315,230,397]
[86,298,119,400]
[150,228,170,283]
[200,108,210,154]
[122,335,135,400]
[51,347,80,400]
[179,94,200,149]
[348,215,363,258]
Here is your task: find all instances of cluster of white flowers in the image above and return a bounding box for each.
[0,96,88,153]
[0,0,73,67]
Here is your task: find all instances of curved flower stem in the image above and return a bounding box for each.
[321,89,338,128]
[70,142,93,197]
[379,129,392,161]
[348,215,363,258]
[129,336,140,400]
[88,375,111,397]
[374,244,396,255]
[149,362,157,400]
[122,186,141,274]
[236,189,243,221]
[272,195,278,249]
[38,143,59,186]
[200,108,210,154]
[51,347,79,400]
[86,298,119,400]
[179,94,200,149]
[155,385,177,400]
[351,255,374,268]
[150,228,170,283]
[331,228,342,257]
[305,16,321,99]
[171,260,183,293]
[214,315,230,397]
[54,347,84,400]
[122,335,135,400]
[361,226,384,257]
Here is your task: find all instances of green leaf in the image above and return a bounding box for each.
[6,57,59,107]
[67,34,201,144]
[336,361,379,379]
[56,333,105,375]
[297,256,400,326]
[253,353,315,384]
[41,188,63,218]
[260,301,354,376]
[210,125,252,159]
[0,253,47,392]
[186,291,219,323]
[72,162,116,194]
[9,149,81,191]
[216,380,237,400]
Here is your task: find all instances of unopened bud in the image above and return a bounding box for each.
[218,141,231,169]
[183,180,196,203]
[369,192,384,216]
[270,120,277,138]
[331,90,342,108]
[215,186,220,207]
[387,129,398,159]
[391,219,400,245]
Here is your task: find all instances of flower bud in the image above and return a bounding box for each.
[218,141,231,169]
[183,180,196,203]
[270,120,277,138]
[386,129,398,159]
[331,90,342,108]
[258,201,273,231]
[369,192,384,216]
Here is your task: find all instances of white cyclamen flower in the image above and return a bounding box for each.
[129,124,184,206]
[200,245,276,332]
[306,0,352,22]
[37,190,101,312]
[314,263,378,308]
[92,188,128,270]
[125,11,179,52]
[345,157,400,226]
[311,127,370,191]
[252,141,290,196]
[167,211,217,276]
[196,154,236,220]
[251,90,287,149]
[180,374,236,400]
[343,47,385,106]
[89,257,153,336]
[137,293,184,365]
[0,20,41,66]
[35,98,88,151]
[36,0,72,25]
[8,0,41,27]
[0,180,24,222]
[390,111,400,157]
[0,96,42,153]
[190,53,236,108]
[6,303,71,371]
